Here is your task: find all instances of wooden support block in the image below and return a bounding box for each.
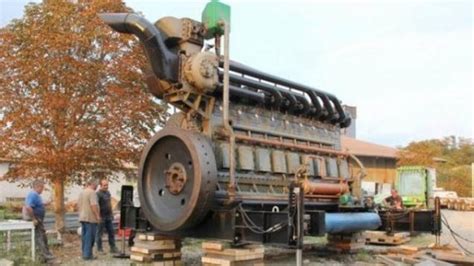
[364,231,410,245]
[152,260,183,266]
[205,247,264,259]
[163,252,182,259]
[134,239,176,248]
[131,244,177,255]
[202,256,264,266]
[137,232,179,241]
[138,233,148,241]
[131,252,182,263]
[202,241,264,265]
[398,245,419,255]
[432,252,474,264]
[204,251,264,261]
[131,253,153,262]
[135,239,177,246]
[147,234,180,241]
[202,241,229,251]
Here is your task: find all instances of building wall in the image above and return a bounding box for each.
[0,162,130,204]
[352,156,397,185]
[341,105,357,138]
[360,156,397,184]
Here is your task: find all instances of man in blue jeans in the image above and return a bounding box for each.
[96,179,118,253]
[78,178,100,260]
[24,180,55,263]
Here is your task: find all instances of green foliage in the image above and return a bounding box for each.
[0,204,22,220]
[354,249,372,262]
[398,136,473,197]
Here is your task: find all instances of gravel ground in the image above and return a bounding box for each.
[439,209,474,252]
[7,209,471,265]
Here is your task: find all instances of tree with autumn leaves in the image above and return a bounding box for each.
[0,0,167,232]
[398,137,473,197]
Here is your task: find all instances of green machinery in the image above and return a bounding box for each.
[396,166,436,208]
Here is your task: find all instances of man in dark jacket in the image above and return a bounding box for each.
[96,179,118,253]
[384,189,404,210]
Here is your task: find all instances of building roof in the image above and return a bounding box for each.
[341,136,398,159]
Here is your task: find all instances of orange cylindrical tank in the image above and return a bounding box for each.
[302,180,349,195]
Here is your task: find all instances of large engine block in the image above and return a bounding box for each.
[100,5,382,242]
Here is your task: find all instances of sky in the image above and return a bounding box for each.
[0,0,472,147]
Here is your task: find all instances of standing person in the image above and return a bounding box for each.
[96,179,118,253]
[23,180,55,263]
[78,178,101,260]
[384,188,404,210]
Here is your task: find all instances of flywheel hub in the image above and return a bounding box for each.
[165,162,187,195]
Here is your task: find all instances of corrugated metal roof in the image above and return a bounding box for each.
[341,136,398,158]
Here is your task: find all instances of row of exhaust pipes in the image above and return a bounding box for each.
[218,61,351,127]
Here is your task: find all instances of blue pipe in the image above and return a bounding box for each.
[325,212,381,234]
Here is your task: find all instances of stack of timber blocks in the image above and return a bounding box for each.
[202,241,265,266]
[364,231,410,245]
[327,232,366,253]
[130,232,182,265]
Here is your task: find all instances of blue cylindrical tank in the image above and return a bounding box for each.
[325,212,381,234]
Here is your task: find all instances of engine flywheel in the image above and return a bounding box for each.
[138,127,217,232]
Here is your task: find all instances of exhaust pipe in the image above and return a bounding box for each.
[99,13,179,82]
[220,60,352,127]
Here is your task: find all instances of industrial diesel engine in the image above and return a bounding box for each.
[100,2,388,244]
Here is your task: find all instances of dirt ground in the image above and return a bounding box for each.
[269,210,474,265]
[38,210,474,265]
[439,209,474,252]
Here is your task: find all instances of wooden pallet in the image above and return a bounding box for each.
[130,233,182,265]
[202,241,264,266]
[376,244,474,266]
[364,231,410,245]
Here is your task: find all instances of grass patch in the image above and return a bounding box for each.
[408,233,435,247]
[0,230,43,265]
[304,236,327,245]
[0,204,22,220]
[354,249,372,262]
[182,238,205,253]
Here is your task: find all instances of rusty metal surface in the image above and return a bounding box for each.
[138,127,217,232]
[165,162,187,195]
[302,180,349,195]
[101,11,370,237]
[233,134,348,157]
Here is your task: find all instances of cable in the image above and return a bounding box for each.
[441,215,474,243]
[237,205,287,234]
[441,213,474,255]
[378,210,410,221]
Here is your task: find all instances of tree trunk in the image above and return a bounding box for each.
[53,178,65,234]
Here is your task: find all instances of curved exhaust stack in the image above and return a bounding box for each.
[99,13,179,82]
